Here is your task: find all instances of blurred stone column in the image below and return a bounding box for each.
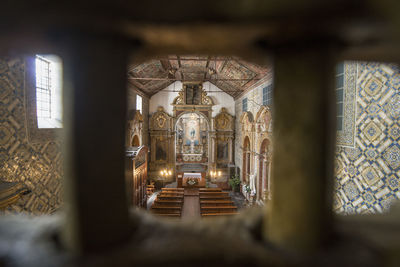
[61,34,132,254]
[265,44,336,252]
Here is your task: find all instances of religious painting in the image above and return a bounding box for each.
[185,84,202,105]
[217,143,228,160]
[175,112,209,157]
[183,114,201,146]
[156,140,167,161]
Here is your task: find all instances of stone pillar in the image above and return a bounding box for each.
[61,34,132,254]
[265,45,335,251]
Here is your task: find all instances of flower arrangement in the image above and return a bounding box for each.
[187,178,198,186]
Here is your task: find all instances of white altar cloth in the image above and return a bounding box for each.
[183,173,202,179]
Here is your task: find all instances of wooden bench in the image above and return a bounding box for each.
[152,210,181,216]
[201,206,237,213]
[151,206,182,212]
[159,191,184,196]
[200,200,234,206]
[158,193,184,197]
[157,195,184,200]
[199,193,228,196]
[201,213,238,217]
[154,200,183,206]
[153,213,181,217]
[199,188,222,192]
[161,188,184,191]
[199,196,231,201]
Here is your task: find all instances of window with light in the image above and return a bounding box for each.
[35,55,63,128]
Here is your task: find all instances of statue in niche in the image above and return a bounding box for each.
[190,128,195,138]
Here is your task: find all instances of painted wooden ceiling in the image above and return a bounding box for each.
[127,55,269,99]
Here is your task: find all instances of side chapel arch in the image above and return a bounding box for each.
[242,136,251,183]
[240,111,255,184]
[255,105,273,202]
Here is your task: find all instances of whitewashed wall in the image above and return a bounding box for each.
[149,81,234,117]
[203,82,235,117]
[149,81,181,115]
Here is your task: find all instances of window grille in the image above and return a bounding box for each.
[336,63,345,131]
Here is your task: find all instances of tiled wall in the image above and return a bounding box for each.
[0,57,63,214]
[335,62,400,214]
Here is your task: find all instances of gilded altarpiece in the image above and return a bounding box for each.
[172,83,214,186]
[212,108,235,184]
[149,107,175,182]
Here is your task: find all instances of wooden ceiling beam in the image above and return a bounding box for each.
[159,59,172,71]
[127,80,151,98]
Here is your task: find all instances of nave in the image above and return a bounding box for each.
[150,187,241,219]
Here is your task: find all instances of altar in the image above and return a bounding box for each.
[177,172,206,188]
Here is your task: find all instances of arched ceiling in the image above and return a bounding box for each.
[127,55,269,99]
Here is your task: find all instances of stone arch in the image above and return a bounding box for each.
[255,106,272,133]
[258,138,271,202]
[242,135,251,183]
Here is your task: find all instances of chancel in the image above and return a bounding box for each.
[2,2,400,266]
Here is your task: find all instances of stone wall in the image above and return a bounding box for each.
[335,62,400,214]
[0,57,63,214]
[234,73,273,173]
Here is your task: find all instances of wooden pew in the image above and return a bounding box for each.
[200,200,234,206]
[160,191,185,196]
[157,195,184,201]
[199,188,222,192]
[154,213,181,217]
[201,212,239,217]
[151,205,181,213]
[199,195,231,201]
[199,191,229,196]
[162,188,184,192]
[201,206,237,213]
[154,199,183,207]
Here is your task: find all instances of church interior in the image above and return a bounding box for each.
[1,0,400,266]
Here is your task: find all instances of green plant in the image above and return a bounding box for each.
[228,174,241,191]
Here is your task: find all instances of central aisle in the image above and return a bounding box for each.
[181,188,200,219]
